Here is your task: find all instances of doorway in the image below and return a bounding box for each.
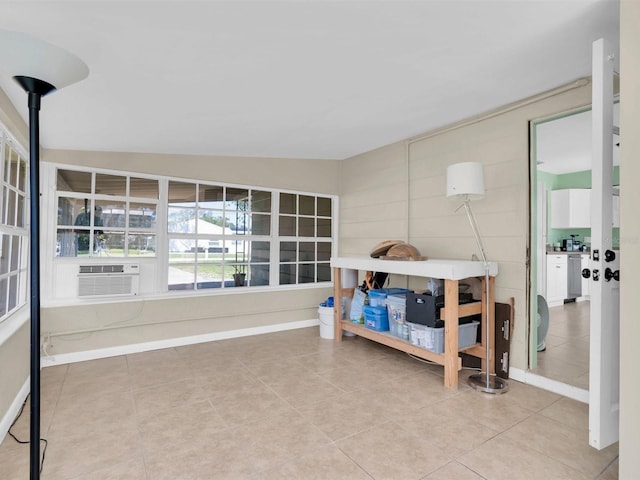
[529,103,620,392]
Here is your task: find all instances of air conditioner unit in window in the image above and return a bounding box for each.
[78,264,140,297]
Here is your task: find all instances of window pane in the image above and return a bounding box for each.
[57,169,91,193]
[317,218,332,237]
[10,235,19,270]
[317,242,331,262]
[168,207,196,233]
[299,195,315,216]
[279,216,296,236]
[97,201,125,228]
[250,241,270,262]
[280,193,296,214]
[5,190,16,226]
[3,146,10,183]
[251,213,270,235]
[10,150,20,188]
[8,275,17,311]
[227,211,249,234]
[195,260,223,289]
[317,263,331,282]
[169,181,196,204]
[248,264,269,286]
[100,232,125,256]
[0,278,7,317]
[56,229,76,257]
[16,193,25,228]
[95,173,126,196]
[298,263,315,283]
[252,191,271,213]
[197,209,226,235]
[129,177,159,199]
[298,217,314,237]
[0,235,9,274]
[57,197,76,226]
[129,203,156,229]
[279,264,296,285]
[317,197,332,216]
[226,188,249,211]
[18,158,27,191]
[280,242,296,262]
[199,185,224,209]
[299,242,315,262]
[127,234,156,256]
[168,248,196,290]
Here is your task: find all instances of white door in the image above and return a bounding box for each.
[589,37,620,450]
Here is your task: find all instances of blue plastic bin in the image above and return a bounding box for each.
[363,305,389,331]
[368,288,410,307]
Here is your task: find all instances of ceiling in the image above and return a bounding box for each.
[536,103,620,175]
[0,1,620,161]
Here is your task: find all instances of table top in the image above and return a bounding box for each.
[330,256,498,280]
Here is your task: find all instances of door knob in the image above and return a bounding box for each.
[582,268,591,279]
[605,250,616,262]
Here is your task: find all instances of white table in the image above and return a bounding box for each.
[331,256,498,388]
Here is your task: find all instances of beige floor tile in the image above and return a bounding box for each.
[598,456,619,480]
[127,361,193,390]
[232,410,332,472]
[209,383,294,426]
[143,428,256,480]
[336,421,451,480]
[48,390,136,439]
[192,364,263,399]
[257,444,373,479]
[133,378,208,419]
[137,400,228,453]
[500,414,618,477]
[41,423,141,480]
[296,390,390,441]
[66,456,147,480]
[0,441,29,478]
[458,435,589,480]
[266,371,347,408]
[441,389,535,432]
[498,378,562,412]
[393,402,500,458]
[317,363,396,393]
[539,396,589,431]
[293,349,359,374]
[423,461,486,479]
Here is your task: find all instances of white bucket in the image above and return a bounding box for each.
[318,305,335,339]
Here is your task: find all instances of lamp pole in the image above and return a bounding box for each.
[14,76,55,480]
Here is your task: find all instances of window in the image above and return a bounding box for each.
[52,166,335,294]
[56,169,158,257]
[0,126,28,321]
[278,194,332,285]
[168,182,273,290]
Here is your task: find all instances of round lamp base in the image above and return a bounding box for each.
[467,373,509,394]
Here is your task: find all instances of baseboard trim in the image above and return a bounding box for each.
[42,318,320,367]
[0,377,29,445]
[509,367,589,403]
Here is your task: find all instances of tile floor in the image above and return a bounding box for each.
[1,326,618,479]
[531,300,590,389]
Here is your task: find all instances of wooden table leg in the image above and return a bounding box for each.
[333,267,343,342]
[443,279,459,388]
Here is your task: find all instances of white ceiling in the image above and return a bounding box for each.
[0,1,620,160]
[536,103,620,175]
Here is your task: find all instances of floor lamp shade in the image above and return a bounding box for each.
[0,30,89,90]
[446,162,485,199]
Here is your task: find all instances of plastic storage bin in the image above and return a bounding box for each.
[408,320,480,354]
[368,288,410,307]
[363,305,389,331]
[386,294,409,340]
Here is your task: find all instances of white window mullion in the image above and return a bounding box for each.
[269,191,280,286]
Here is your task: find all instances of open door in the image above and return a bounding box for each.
[589,38,620,450]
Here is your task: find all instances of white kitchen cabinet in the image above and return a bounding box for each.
[550,189,591,228]
[546,254,568,306]
[581,254,590,299]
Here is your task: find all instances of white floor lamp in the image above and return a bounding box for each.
[0,30,88,479]
[446,162,508,394]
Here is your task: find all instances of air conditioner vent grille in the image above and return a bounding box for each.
[79,264,125,274]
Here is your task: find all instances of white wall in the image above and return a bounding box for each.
[619,1,639,478]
